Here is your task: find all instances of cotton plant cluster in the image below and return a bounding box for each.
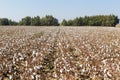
[0,26,120,80]
[58,27,120,80]
[0,26,58,80]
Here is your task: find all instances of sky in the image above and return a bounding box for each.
[0,0,120,22]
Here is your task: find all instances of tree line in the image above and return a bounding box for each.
[0,15,59,26]
[61,15,119,26]
[0,15,119,26]
[0,18,18,26]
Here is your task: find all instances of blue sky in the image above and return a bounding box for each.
[0,0,119,22]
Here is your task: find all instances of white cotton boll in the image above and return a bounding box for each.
[79,64,83,68]
[82,69,85,73]
[53,73,57,78]
[59,42,61,46]
[86,64,90,67]
[102,60,107,64]
[34,66,37,70]
[70,56,73,59]
[117,54,119,57]
[13,57,15,64]
[14,53,17,58]
[66,69,70,72]
[54,58,58,65]
[25,61,28,67]
[111,58,113,61]
[35,52,39,56]
[32,57,36,62]
[60,69,63,73]
[94,67,97,71]
[66,44,69,48]
[116,65,120,71]
[9,75,12,79]
[62,58,66,63]
[32,50,36,56]
[85,57,89,61]
[35,75,40,80]
[18,53,22,56]
[75,73,78,77]
[33,72,36,75]
[106,71,112,78]
[29,68,33,72]
[31,75,34,79]
[40,53,43,57]
[59,78,63,80]
[19,57,24,60]
[16,58,19,62]
[104,69,107,74]
[43,48,46,51]
[34,66,41,70]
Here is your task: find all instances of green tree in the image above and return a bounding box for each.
[67,20,73,26]
[83,16,89,26]
[73,17,83,26]
[19,16,32,26]
[73,18,79,26]
[61,19,68,26]
[41,15,59,26]
[9,20,18,25]
[31,16,41,26]
[0,18,9,25]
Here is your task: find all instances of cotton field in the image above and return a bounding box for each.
[0,26,120,80]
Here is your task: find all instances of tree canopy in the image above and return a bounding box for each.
[0,18,18,26]
[31,16,41,26]
[0,15,119,26]
[19,16,32,26]
[61,15,119,27]
[41,15,59,26]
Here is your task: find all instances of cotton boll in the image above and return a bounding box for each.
[25,61,28,67]
[29,68,33,73]
[32,57,36,62]
[32,50,36,57]
[9,75,12,80]
[60,69,63,73]
[102,60,107,65]
[106,71,112,78]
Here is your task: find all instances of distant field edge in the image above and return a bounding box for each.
[0,26,118,27]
